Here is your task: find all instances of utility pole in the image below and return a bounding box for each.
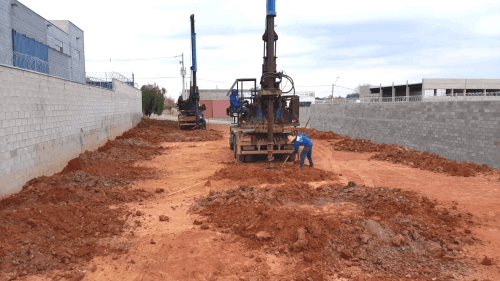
[180,53,186,99]
[331,77,339,103]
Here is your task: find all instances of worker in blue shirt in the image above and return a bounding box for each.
[288,134,314,168]
[230,89,250,119]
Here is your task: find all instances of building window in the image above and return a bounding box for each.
[74,49,80,60]
[299,102,311,107]
[54,39,63,52]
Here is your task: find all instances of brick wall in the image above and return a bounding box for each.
[304,101,500,169]
[0,64,142,198]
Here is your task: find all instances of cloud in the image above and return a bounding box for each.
[474,14,500,36]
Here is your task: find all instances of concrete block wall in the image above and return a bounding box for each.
[304,101,500,169]
[299,106,311,127]
[0,64,142,198]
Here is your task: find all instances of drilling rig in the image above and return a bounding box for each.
[227,0,300,164]
[177,14,207,130]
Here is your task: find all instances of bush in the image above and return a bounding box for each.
[142,90,164,117]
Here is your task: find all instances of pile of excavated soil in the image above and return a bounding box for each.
[192,183,477,280]
[335,138,495,177]
[373,147,494,177]
[118,118,223,144]
[335,138,396,153]
[210,163,338,185]
[287,127,346,140]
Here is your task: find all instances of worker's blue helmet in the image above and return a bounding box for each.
[231,89,238,95]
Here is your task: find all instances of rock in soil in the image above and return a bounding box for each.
[159,215,170,222]
[392,234,405,246]
[255,231,272,240]
[303,253,314,263]
[425,241,442,256]
[481,257,493,266]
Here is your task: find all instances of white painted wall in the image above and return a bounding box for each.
[0,64,142,198]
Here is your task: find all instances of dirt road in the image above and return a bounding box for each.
[2,119,500,281]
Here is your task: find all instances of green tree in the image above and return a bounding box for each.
[141,83,166,117]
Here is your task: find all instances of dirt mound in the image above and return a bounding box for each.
[210,163,338,185]
[192,183,476,280]
[287,127,345,140]
[334,138,495,177]
[334,138,395,153]
[118,118,223,144]
[60,139,163,183]
[373,147,494,177]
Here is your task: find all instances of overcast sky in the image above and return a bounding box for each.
[21,0,500,98]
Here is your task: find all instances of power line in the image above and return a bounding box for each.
[295,84,355,90]
[198,78,232,83]
[87,55,181,62]
[134,76,355,91]
[134,76,182,79]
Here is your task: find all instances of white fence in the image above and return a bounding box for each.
[424,94,500,102]
[316,96,423,104]
[315,93,500,104]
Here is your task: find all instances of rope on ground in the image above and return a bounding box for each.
[166,181,205,197]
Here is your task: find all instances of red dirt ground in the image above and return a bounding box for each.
[1,120,499,281]
[210,162,338,185]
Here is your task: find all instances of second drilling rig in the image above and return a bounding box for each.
[177,14,206,130]
[227,0,300,164]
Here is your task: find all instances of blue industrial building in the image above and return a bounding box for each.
[0,0,85,83]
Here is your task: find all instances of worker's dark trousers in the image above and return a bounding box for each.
[236,107,250,116]
[300,145,313,168]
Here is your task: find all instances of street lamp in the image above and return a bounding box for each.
[332,77,339,103]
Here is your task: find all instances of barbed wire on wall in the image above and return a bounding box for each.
[12,51,85,82]
[85,72,135,89]
[85,71,134,83]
